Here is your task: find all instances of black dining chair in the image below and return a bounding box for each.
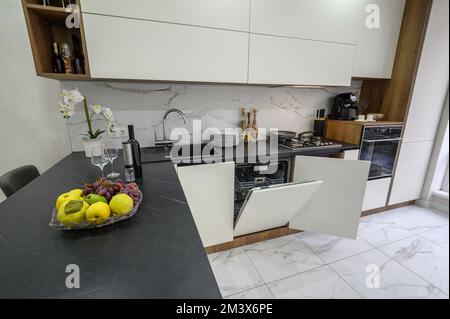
[0,165,40,198]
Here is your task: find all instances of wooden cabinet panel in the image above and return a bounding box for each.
[353,0,405,78]
[250,0,362,44]
[83,14,249,83]
[389,141,434,205]
[248,34,355,86]
[80,0,250,32]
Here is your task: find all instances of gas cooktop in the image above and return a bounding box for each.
[280,136,342,151]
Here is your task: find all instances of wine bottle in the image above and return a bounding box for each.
[127,125,143,179]
[72,35,85,74]
[51,42,65,73]
[60,43,73,74]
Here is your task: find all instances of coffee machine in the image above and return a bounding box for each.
[329,93,359,120]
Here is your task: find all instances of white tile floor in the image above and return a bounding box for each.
[208,205,449,299]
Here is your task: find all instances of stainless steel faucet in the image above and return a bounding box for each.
[155,108,187,147]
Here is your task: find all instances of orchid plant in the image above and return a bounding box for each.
[59,89,115,139]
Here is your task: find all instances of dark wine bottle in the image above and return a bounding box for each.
[51,42,65,73]
[72,35,85,74]
[127,125,143,179]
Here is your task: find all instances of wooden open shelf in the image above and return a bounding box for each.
[22,0,91,80]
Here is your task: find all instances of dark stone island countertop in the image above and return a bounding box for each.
[0,141,359,298]
[0,152,221,299]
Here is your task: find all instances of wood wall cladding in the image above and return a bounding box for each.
[359,0,433,122]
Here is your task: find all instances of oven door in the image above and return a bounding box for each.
[359,138,400,180]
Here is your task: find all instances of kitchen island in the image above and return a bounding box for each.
[0,152,221,298]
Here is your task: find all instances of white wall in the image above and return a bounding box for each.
[0,0,72,202]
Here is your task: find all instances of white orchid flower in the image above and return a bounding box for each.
[102,107,114,122]
[90,104,103,114]
[62,89,84,105]
[59,102,76,119]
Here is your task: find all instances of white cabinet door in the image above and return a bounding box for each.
[83,14,248,83]
[353,0,405,78]
[177,162,235,247]
[80,0,250,32]
[389,141,434,205]
[290,156,370,239]
[250,0,362,44]
[401,0,449,142]
[248,34,355,86]
[233,181,323,237]
[362,178,391,211]
[342,149,360,160]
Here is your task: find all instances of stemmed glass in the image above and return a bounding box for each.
[104,143,120,179]
[90,145,109,177]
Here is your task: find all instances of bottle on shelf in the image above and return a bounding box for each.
[60,43,74,74]
[122,125,142,181]
[51,42,65,74]
[72,35,85,75]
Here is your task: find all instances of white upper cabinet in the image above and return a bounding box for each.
[250,0,363,44]
[177,162,235,247]
[80,0,250,32]
[248,34,355,86]
[83,14,248,82]
[353,0,405,78]
[290,156,370,239]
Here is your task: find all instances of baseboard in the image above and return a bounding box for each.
[361,201,415,217]
[417,196,449,215]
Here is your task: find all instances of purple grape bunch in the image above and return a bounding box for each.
[83,178,141,205]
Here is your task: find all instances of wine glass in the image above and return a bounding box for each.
[104,143,120,179]
[90,145,108,177]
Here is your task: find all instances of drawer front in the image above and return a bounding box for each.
[362,178,391,211]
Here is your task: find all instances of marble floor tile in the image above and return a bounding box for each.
[357,206,448,248]
[330,249,447,299]
[244,235,324,283]
[208,247,264,297]
[387,206,448,235]
[267,265,361,299]
[226,285,273,299]
[380,236,449,295]
[419,226,449,251]
[298,232,374,263]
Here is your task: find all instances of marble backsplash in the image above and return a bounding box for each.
[60,81,362,151]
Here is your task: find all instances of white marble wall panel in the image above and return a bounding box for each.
[60,81,362,151]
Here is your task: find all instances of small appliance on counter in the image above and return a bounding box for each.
[329,93,359,121]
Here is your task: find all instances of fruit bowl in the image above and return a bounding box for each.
[49,190,142,230]
[49,179,143,230]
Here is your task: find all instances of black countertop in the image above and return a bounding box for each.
[0,152,221,299]
[141,141,360,164]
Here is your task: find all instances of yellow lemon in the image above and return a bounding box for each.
[56,192,80,210]
[109,194,134,216]
[86,202,111,224]
[57,199,89,225]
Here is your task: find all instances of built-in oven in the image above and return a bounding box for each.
[359,125,403,180]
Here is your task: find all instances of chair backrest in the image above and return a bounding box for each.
[0,165,40,198]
